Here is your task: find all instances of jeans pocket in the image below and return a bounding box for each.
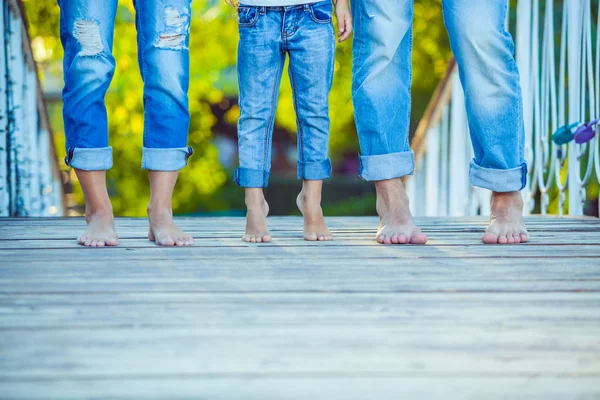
[309,1,332,24]
[238,6,260,27]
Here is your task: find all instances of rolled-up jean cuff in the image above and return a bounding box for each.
[142,146,193,171]
[469,160,528,192]
[235,167,270,188]
[298,159,331,180]
[65,147,113,170]
[358,151,414,181]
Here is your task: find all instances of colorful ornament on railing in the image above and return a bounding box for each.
[552,122,580,145]
[573,118,599,144]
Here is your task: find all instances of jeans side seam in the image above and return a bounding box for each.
[263,49,284,175]
[404,0,415,151]
[288,63,305,178]
[134,0,151,148]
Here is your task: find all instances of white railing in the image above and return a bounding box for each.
[407,0,599,217]
[1,0,64,216]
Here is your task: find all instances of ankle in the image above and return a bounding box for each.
[491,191,523,208]
[85,206,113,223]
[147,203,173,219]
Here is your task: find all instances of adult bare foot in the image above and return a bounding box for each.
[482,191,529,244]
[75,169,119,247]
[243,188,271,243]
[148,207,194,246]
[296,180,332,241]
[78,210,119,247]
[147,171,193,247]
[375,178,428,245]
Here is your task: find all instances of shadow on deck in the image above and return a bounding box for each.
[0,216,599,399]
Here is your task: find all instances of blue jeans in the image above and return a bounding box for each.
[352,0,527,192]
[235,1,335,188]
[58,0,193,171]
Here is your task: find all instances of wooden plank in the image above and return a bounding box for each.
[1,245,599,263]
[0,293,598,329]
[1,326,599,378]
[2,231,600,248]
[1,376,599,400]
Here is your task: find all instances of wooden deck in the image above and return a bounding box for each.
[0,216,599,399]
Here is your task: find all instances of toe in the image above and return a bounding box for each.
[318,235,325,241]
[106,237,118,246]
[84,238,93,246]
[376,234,385,244]
[175,239,184,246]
[513,234,521,243]
[305,233,317,241]
[262,234,272,243]
[256,237,263,243]
[506,235,515,244]
[161,237,176,246]
[410,232,428,245]
[520,233,529,243]
[383,236,392,245]
[498,235,508,244]
[482,232,499,244]
[96,240,106,247]
[397,234,409,244]
[78,235,87,245]
[250,237,256,243]
[390,235,399,244]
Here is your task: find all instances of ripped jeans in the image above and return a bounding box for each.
[58,0,193,171]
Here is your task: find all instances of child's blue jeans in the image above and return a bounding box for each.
[235,1,335,187]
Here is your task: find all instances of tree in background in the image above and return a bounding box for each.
[23,0,451,216]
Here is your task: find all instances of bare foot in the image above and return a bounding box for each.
[73,169,118,247]
[148,207,194,246]
[482,191,529,244]
[78,211,119,247]
[243,188,271,243]
[375,178,428,245]
[296,180,332,241]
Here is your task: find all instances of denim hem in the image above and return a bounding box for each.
[298,158,331,180]
[142,146,193,171]
[65,147,113,171]
[235,167,270,188]
[358,151,414,181]
[469,160,528,192]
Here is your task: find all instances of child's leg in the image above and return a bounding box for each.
[133,0,194,246]
[296,180,332,241]
[287,2,335,241]
[235,6,285,242]
[58,0,118,246]
[243,188,271,243]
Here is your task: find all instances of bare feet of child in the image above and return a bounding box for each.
[243,188,271,243]
[296,180,332,241]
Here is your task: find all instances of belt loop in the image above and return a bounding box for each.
[260,6,265,15]
[304,3,309,11]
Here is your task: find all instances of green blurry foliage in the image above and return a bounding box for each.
[24,0,451,216]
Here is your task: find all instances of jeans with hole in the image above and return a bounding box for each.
[352,0,527,192]
[58,0,193,171]
[234,1,335,187]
